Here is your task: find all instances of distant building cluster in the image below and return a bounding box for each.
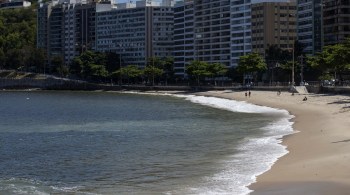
[36,0,350,77]
[0,0,31,9]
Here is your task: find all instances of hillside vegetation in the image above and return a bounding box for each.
[0,4,46,73]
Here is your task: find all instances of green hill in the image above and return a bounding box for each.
[0,4,45,72]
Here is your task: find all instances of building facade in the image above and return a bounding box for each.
[63,4,76,64]
[323,0,350,46]
[231,0,252,66]
[37,1,53,51]
[0,0,31,9]
[37,0,99,66]
[297,0,323,54]
[95,3,174,68]
[173,0,194,76]
[251,1,297,56]
[75,3,97,54]
[194,0,232,67]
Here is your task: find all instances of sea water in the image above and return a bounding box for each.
[0,91,293,195]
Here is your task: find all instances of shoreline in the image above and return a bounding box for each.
[190,90,350,194]
[3,89,350,193]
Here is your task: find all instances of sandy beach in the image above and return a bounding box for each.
[191,90,350,194]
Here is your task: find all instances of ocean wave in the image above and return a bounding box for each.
[0,178,98,195]
[112,91,294,194]
[166,93,294,195]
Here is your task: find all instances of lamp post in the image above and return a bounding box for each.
[118,44,123,87]
[195,34,202,61]
[292,41,295,86]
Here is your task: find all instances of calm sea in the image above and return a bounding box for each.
[0,91,293,195]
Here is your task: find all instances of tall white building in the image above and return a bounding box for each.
[95,1,174,68]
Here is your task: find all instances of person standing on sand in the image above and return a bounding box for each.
[245,91,247,98]
[248,91,251,98]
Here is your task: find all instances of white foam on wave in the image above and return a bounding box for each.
[121,91,295,195]
[168,94,294,195]
[0,178,98,195]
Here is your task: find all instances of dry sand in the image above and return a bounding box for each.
[192,90,350,195]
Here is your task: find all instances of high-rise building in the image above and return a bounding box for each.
[251,0,297,56]
[38,0,82,66]
[297,0,323,54]
[48,2,66,60]
[37,1,53,51]
[230,0,252,66]
[174,0,298,77]
[173,0,194,76]
[0,0,31,9]
[63,3,77,65]
[75,3,97,54]
[95,2,174,68]
[37,0,107,66]
[323,0,350,46]
[194,0,231,67]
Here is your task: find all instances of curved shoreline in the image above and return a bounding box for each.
[191,90,350,194]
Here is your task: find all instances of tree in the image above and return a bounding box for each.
[237,53,267,84]
[56,64,69,77]
[186,60,210,85]
[89,64,108,81]
[143,65,163,86]
[0,6,38,72]
[26,47,46,73]
[0,48,5,69]
[5,49,25,70]
[105,52,120,73]
[116,65,143,84]
[207,62,227,86]
[307,40,350,83]
[50,55,64,74]
[161,57,174,85]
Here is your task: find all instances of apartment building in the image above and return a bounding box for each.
[38,0,81,65]
[75,3,97,54]
[95,1,174,68]
[37,1,53,51]
[38,0,110,66]
[251,0,297,56]
[0,0,31,9]
[173,0,194,76]
[323,0,350,45]
[194,0,231,67]
[230,0,252,66]
[63,3,77,64]
[297,0,323,54]
[174,0,289,77]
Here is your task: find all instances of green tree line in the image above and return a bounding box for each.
[0,6,46,72]
[307,39,350,84]
[70,50,176,85]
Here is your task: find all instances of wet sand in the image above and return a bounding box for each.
[193,90,350,194]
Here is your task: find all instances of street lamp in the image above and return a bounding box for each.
[292,41,295,86]
[195,34,202,61]
[118,43,124,87]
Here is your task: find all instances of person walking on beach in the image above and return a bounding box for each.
[245,91,247,98]
[248,91,251,98]
[277,90,281,96]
